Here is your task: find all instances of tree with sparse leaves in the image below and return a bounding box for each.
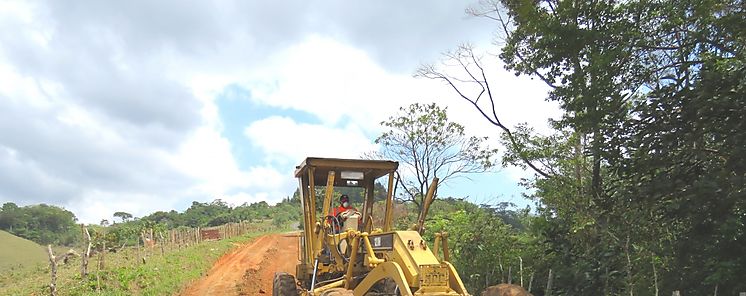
[369,103,497,210]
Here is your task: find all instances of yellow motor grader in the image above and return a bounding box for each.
[273,157,469,296]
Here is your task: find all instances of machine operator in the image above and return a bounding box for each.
[331,194,359,231]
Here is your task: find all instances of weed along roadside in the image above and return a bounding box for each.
[0,221,286,296]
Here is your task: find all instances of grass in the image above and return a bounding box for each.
[0,223,282,296]
[0,230,48,272]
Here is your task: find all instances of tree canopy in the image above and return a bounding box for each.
[421,0,745,294]
[0,202,79,246]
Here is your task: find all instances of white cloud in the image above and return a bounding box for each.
[245,35,425,130]
[0,0,561,223]
[241,35,559,139]
[244,116,378,164]
[168,124,296,206]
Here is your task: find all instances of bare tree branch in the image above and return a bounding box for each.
[416,48,552,179]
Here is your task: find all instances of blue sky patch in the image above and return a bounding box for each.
[438,171,532,210]
[216,84,320,170]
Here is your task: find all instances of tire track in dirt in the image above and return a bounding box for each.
[179,233,300,296]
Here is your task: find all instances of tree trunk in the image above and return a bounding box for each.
[508,266,512,284]
[625,235,634,296]
[652,257,659,296]
[519,257,524,287]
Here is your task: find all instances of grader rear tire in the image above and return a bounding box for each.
[319,288,354,296]
[272,272,298,296]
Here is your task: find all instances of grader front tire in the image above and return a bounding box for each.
[272,272,298,296]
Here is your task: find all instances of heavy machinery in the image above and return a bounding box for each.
[273,157,470,296]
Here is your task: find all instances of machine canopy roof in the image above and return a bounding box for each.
[294,157,399,187]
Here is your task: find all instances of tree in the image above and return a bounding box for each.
[0,203,79,245]
[421,0,745,294]
[370,103,497,210]
[182,200,232,227]
[0,202,21,232]
[113,211,133,223]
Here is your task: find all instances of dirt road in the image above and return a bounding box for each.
[180,233,300,296]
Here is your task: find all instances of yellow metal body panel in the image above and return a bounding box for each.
[306,229,469,295]
[314,171,336,259]
[383,172,395,231]
[419,264,449,287]
[388,231,441,284]
[353,261,413,296]
[443,261,468,295]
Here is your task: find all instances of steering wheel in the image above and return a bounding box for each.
[325,215,342,231]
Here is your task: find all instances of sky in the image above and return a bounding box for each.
[0,0,560,223]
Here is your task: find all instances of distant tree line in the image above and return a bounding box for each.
[0,202,79,246]
[0,195,303,247]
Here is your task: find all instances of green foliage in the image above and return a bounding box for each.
[416,0,746,294]
[0,196,302,249]
[96,197,303,248]
[0,202,79,246]
[436,0,746,294]
[424,199,540,294]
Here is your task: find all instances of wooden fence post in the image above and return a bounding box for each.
[81,226,92,277]
[136,233,142,264]
[47,245,57,296]
[158,232,165,256]
[96,240,104,292]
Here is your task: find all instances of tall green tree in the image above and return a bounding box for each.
[422,0,745,294]
[113,211,133,223]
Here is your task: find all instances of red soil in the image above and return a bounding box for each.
[179,233,300,296]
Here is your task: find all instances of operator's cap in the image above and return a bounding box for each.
[340,194,349,202]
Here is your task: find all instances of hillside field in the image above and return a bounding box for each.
[0,230,48,272]
[0,221,282,296]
